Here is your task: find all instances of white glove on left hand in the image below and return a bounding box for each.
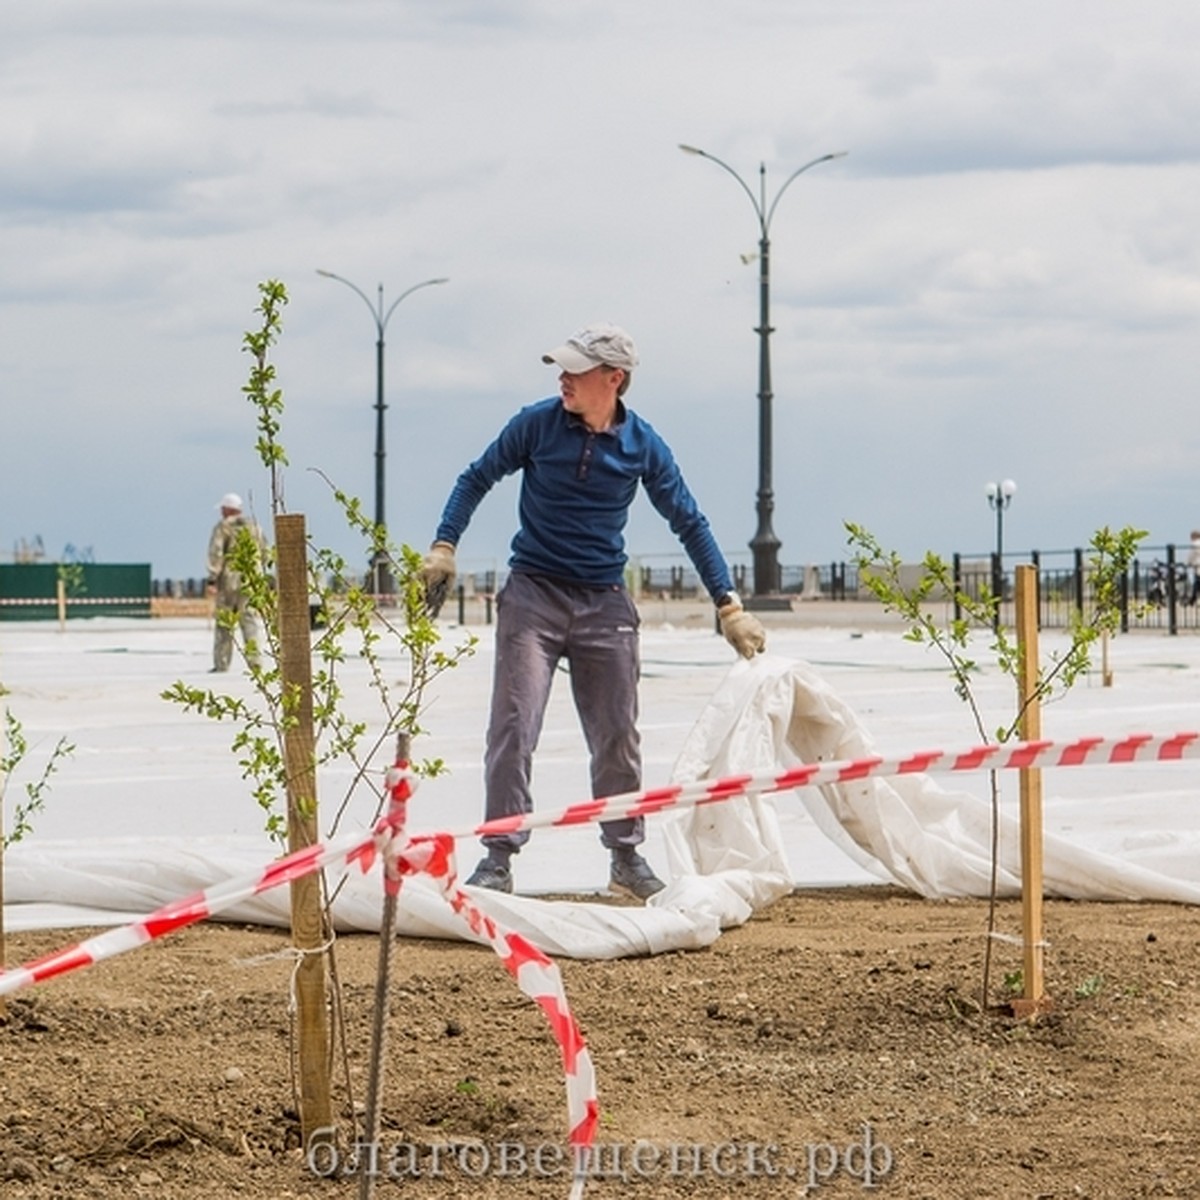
[719,597,767,659]
[419,541,456,615]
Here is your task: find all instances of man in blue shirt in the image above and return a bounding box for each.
[421,323,766,899]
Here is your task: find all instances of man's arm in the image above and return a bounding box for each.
[422,405,534,610]
[641,432,765,658]
[434,407,532,546]
[205,522,226,582]
[640,436,733,602]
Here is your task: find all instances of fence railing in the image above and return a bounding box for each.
[633,545,1200,634]
[7,546,1191,633]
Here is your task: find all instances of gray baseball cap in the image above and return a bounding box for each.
[541,323,639,373]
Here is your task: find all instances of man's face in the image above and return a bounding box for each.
[558,364,621,413]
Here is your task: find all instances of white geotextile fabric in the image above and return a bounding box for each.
[670,656,1200,906]
[6,655,1200,962]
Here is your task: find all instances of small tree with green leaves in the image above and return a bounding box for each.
[161,281,475,1143]
[2,704,75,1009]
[845,522,1145,1010]
[2,710,75,851]
[55,561,86,602]
[163,281,475,846]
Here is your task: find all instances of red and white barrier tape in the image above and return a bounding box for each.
[448,730,1200,843]
[6,730,1195,998]
[0,595,153,607]
[427,842,598,1153]
[3,728,1195,1189]
[0,756,598,1189]
[373,760,597,1160]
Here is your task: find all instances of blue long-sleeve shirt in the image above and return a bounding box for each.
[435,397,734,602]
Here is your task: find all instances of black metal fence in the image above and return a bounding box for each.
[148,545,1200,634]
[635,544,1200,634]
[950,547,1199,634]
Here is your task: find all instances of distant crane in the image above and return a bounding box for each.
[14,535,45,564]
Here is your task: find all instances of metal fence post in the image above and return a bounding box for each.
[1031,549,1041,630]
[1167,544,1178,636]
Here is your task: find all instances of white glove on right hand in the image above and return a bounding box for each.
[420,541,456,614]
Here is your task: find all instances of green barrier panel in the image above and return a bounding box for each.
[0,563,152,622]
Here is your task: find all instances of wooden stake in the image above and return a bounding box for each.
[358,734,409,1200]
[0,767,7,1021]
[275,513,334,1146]
[1,629,8,1015]
[1013,564,1051,1017]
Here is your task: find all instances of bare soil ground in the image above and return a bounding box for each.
[2,887,1198,1199]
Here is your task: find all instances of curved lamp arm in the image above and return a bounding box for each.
[679,143,765,233]
[316,268,381,334]
[680,144,847,237]
[381,277,449,330]
[765,151,848,230]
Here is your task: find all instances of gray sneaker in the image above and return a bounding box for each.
[465,856,513,893]
[609,851,665,901]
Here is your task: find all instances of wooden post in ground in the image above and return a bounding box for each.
[275,513,334,1146]
[0,782,6,1020]
[1013,564,1051,1017]
[358,733,410,1200]
[1,631,8,1016]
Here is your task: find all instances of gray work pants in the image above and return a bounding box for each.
[481,571,643,857]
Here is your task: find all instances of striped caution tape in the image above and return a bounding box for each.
[442,730,1200,843]
[0,595,153,607]
[0,755,598,1192]
[6,730,1195,998]
[4,728,1195,1193]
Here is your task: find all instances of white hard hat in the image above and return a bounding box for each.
[219,492,243,511]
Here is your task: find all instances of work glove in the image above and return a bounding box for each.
[420,541,457,616]
[719,595,767,659]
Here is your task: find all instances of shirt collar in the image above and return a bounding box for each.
[564,398,627,435]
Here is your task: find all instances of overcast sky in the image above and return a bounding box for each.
[3,1,1199,584]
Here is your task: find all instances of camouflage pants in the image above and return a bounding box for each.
[212,589,260,672]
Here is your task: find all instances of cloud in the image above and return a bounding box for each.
[215,89,394,120]
[2,1,1199,580]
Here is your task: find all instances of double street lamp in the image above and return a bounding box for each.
[679,143,847,598]
[985,478,1017,629]
[317,269,448,596]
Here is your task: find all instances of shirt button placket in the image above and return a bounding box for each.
[577,433,594,481]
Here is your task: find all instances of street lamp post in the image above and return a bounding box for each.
[679,143,846,599]
[317,269,448,596]
[985,478,1017,630]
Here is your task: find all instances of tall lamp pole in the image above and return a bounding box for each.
[985,478,1017,630]
[679,143,846,598]
[317,269,448,596]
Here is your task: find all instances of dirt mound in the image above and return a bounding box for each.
[2,887,1197,1198]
